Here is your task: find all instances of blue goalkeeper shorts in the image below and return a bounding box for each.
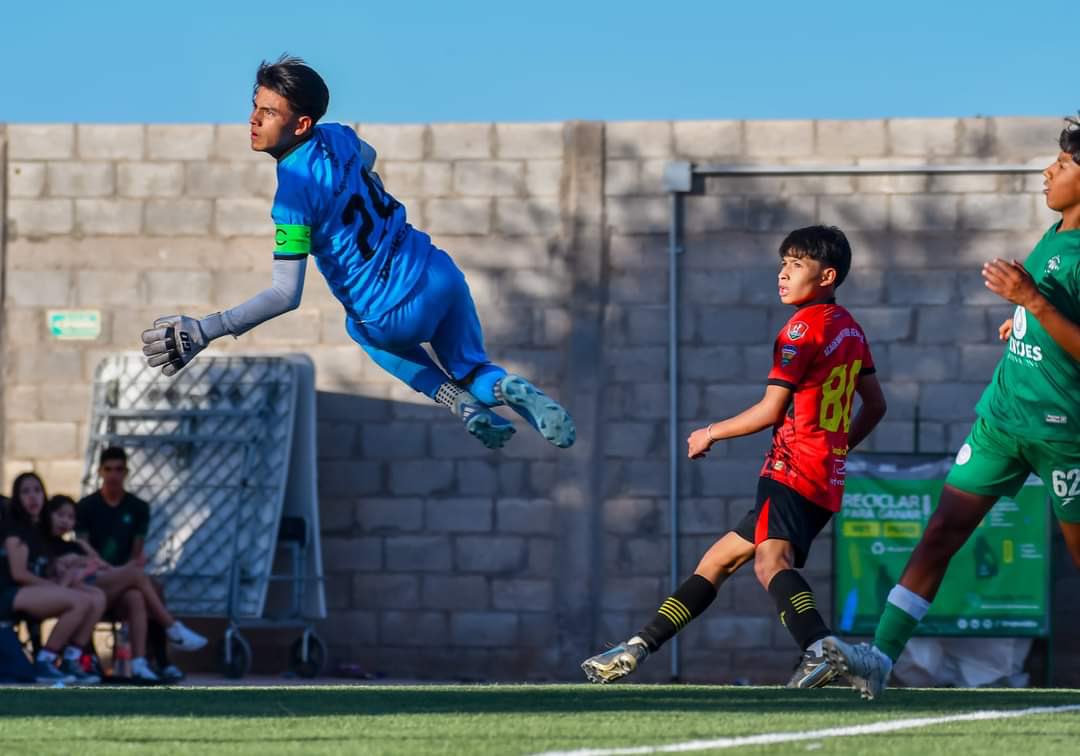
[346,246,505,399]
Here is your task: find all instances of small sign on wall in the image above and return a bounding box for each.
[48,310,102,340]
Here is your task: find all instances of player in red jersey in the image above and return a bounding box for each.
[581,225,887,687]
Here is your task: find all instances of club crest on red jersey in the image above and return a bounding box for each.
[787,321,809,341]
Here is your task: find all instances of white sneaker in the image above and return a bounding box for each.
[34,659,76,685]
[131,657,160,682]
[167,621,208,652]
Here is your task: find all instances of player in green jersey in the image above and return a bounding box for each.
[824,115,1080,700]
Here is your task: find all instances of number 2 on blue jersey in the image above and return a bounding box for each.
[341,170,400,262]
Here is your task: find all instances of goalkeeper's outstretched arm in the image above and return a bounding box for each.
[141,258,306,376]
[203,257,306,338]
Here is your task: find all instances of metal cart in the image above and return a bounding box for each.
[83,354,327,678]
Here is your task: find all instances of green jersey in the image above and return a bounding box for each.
[975,223,1080,441]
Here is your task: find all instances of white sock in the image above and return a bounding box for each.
[628,635,648,648]
[886,585,931,621]
[808,639,824,656]
[63,646,82,662]
[37,649,58,663]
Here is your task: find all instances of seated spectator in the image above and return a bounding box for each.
[44,495,167,681]
[77,447,205,682]
[2,472,103,684]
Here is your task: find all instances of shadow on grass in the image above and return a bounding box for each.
[0,685,1078,719]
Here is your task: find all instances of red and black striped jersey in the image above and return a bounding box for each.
[760,302,876,512]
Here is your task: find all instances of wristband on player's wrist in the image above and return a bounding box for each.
[198,312,228,341]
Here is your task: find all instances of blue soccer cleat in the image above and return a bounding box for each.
[496,375,575,448]
[437,381,517,450]
[459,401,516,450]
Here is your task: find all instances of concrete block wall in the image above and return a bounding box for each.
[597,116,1071,684]
[1,116,1075,683]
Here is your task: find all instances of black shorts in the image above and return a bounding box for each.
[732,477,833,568]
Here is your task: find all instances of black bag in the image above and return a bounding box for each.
[0,623,35,682]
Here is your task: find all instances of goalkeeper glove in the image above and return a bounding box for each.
[140,314,221,377]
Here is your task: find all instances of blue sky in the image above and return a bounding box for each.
[5,1,1070,123]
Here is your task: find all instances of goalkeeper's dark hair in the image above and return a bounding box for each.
[1059,114,1080,165]
[778,225,852,288]
[254,54,329,123]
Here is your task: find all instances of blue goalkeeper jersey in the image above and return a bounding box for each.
[271,122,431,322]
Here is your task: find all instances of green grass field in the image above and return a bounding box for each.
[1,685,1078,755]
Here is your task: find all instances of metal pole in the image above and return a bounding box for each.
[691,163,1039,176]
[668,190,683,681]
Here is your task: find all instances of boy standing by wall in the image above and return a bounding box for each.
[582,225,887,687]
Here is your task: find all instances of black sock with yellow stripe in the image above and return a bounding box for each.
[637,574,717,651]
[767,569,830,651]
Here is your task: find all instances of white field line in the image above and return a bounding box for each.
[530,703,1080,756]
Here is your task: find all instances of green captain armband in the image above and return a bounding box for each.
[273,223,311,259]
